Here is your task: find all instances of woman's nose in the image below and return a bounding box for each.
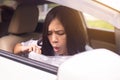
[51,34,58,43]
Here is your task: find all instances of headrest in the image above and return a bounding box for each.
[8,4,39,34]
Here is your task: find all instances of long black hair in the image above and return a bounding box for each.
[38,6,86,56]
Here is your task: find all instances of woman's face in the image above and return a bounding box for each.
[48,18,67,55]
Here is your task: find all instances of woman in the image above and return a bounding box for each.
[39,5,86,56]
[14,5,87,56]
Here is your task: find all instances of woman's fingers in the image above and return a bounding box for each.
[36,47,41,54]
[28,45,42,54]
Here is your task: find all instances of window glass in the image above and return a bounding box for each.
[83,13,114,31]
[38,3,58,21]
[1,0,17,9]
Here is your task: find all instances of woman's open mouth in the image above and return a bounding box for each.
[53,47,59,52]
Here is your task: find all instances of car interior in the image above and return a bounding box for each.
[0,4,41,53]
[0,5,14,37]
[0,1,90,54]
[0,0,119,55]
[0,0,120,80]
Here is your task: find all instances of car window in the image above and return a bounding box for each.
[0,50,57,80]
[0,1,120,80]
[38,3,58,21]
[0,0,118,68]
[83,13,114,31]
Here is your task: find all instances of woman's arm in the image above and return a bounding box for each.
[14,43,24,54]
[14,43,42,55]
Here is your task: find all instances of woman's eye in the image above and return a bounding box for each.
[57,31,65,35]
[48,31,65,35]
[48,31,52,35]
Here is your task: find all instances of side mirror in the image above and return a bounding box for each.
[58,49,120,80]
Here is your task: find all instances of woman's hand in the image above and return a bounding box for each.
[21,45,42,54]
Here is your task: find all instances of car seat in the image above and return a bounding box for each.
[0,4,40,53]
